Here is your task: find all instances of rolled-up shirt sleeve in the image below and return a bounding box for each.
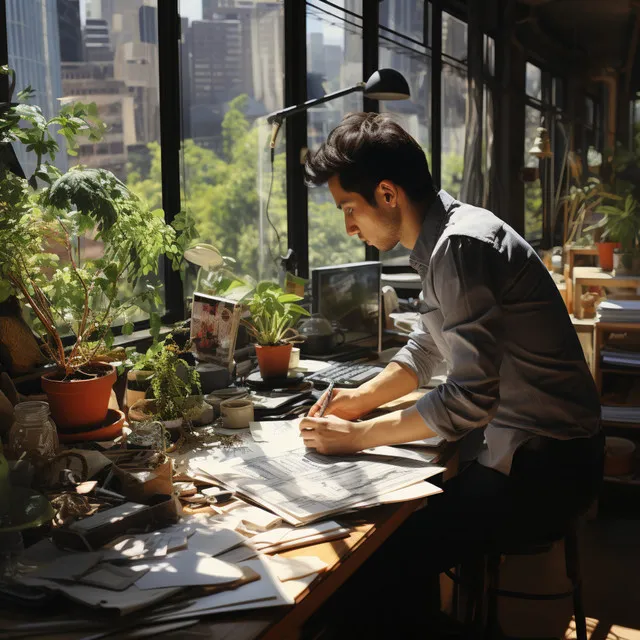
[416,236,504,441]
[390,322,444,387]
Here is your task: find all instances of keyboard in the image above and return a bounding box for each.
[306,361,384,389]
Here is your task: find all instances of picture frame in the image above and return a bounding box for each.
[190,292,242,371]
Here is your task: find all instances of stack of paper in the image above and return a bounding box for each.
[196,419,444,526]
[598,299,640,322]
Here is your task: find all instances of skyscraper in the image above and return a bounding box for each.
[84,18,112,62]
[139,4,157,44]
[6,0,66,175]
[57,0,83,62]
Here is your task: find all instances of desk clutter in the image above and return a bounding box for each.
[0,375,444,637]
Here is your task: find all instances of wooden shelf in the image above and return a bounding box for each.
[603,474,640,486]
[601,419,640,429]
[600,367,640,376]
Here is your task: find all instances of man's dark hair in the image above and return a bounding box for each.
[304,112,434,205]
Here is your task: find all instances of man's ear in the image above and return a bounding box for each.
[376,181,399,207]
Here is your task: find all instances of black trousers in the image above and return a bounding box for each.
[315,432,604,639]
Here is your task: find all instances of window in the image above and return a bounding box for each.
[6,0,163,324]
[379,0,431,262]
[441,12,468,198]
[524,105,543,243]
[526,62,542,101]
[179,0,286,287]
[306,0,365,270]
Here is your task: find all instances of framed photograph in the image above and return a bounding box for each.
[190,293,241,370]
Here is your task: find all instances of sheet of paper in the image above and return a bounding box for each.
[143,555,293,623]
[80,563,144,591]
[173,424,304,479]
[224,504,283,531]
[266,555,327,582]
[200,446,445,525]
[102,534,169,561]
[131,551,245,590]
[249,520,344,549]
[29,551,104,580]
[17,576,179,615]
[281,572,317,602]
[249,419,301,444]
[68,502,147,532]
[187,525,246,557]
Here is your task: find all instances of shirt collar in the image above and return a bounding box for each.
[409,189,458,270]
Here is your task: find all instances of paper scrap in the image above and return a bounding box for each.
[132,551,245,590]
[79,563,144,591]
[186,526,245,557]
[267,555,327,582]
[29,552,104,581]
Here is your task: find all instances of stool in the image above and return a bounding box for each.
[447,523,587,640]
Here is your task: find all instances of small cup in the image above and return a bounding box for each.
[288,347,301,370]
[219,398,254,429]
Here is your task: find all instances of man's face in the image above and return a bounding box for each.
[327,175,402,252]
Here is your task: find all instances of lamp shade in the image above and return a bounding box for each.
[184,243,224,269]
[529,127,553,159]
[363,69,411,100]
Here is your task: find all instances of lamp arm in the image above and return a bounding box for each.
[266,82,365,125]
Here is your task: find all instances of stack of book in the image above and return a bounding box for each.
[598,299,640,323]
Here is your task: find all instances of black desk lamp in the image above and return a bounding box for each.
[266,68,411,148]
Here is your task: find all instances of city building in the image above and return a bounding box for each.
[6,0,65,176]
[114,41,160,145]
[61,61,136,180]
[84,17,112,62]
[139,4,157,45]
[57,0,83,62]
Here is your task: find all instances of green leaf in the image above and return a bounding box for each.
[0,279,14,302]
[122,321,134,336]
[277,293,303,303]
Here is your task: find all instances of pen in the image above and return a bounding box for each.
[318,381,335,418]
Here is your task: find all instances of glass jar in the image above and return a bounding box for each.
[9,401,58,459]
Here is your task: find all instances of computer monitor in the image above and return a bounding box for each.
[312,261,382,352]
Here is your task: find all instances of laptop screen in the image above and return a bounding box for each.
[312,261,382,347]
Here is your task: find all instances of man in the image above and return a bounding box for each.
[300,112,603,635]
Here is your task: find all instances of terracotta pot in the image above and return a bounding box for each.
[597,242,621,271]
[255,343,292,378]
[42,363,116,431]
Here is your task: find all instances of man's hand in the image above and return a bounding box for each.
[307,387,372,420]
[299,415,369,455]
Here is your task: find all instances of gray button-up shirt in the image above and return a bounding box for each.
[391,190,601,474]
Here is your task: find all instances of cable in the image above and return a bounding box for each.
[264,146,283,271]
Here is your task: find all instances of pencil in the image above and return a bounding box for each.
[318,381,335,418]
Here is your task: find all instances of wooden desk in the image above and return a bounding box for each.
[2,425,455,640]
[573,266,640,319]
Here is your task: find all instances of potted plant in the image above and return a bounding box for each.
[128,336,212,430]
[241,282,309,378]
[588,194,640,274]
[0,68,192,431]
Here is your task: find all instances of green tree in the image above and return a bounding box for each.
[128,95,364,280]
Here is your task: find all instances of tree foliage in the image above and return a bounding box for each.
[127,96,372,280]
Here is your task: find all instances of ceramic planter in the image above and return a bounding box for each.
[255,343,292,378]
[613,249,640,276]
[597,242,620,271]
[41,363,116,430]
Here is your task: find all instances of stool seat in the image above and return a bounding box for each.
[449,521,587,640]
